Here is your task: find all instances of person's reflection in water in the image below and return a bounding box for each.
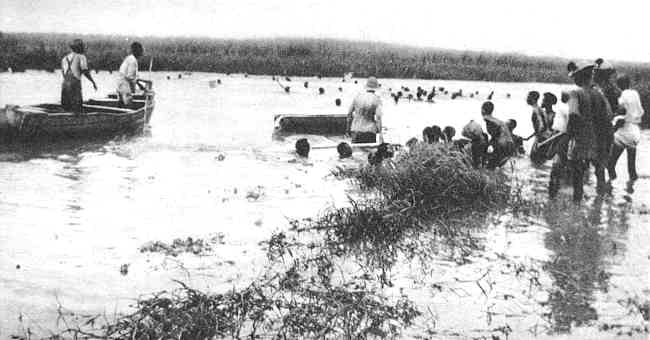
[542,198,615,333]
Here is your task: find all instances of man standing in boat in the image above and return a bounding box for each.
[116,42,148,107]
[347,77,383,144]
[61,39,97,113]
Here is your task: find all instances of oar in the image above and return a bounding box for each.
[535,131,567,148]
[142,57,153,131]
[275,79,289,92]
[311,142,381,150]
[522,132,536,141]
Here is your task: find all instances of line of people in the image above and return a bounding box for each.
[60,39,149,113]
[524,59,643,202]
[347,68,643,203]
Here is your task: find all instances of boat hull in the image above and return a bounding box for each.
[1,92,154,143]
[274,114,348,135]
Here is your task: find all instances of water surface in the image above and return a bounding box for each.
[1,71,648,338]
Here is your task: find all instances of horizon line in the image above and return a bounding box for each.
[4,30,650,66]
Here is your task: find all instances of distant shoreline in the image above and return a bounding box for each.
[2,31,649,126]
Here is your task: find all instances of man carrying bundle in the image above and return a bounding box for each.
[347,77,383,144]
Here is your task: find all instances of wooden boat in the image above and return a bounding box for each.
[1,90,154,143]
[274,114,348,135]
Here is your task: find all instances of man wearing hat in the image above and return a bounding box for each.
[346,77,383,144]
[61,39,97,113]
[559,61,612,202]
[594,58,621,112]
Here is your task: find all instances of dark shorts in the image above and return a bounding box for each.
[351,132,376,144]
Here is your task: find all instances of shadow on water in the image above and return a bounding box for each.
[0,130,150,162]
[541,196,631,333]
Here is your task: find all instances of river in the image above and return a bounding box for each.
[1,71,648,339]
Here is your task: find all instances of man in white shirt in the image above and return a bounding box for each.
[347,77,383,144]
[116,42,145,106]
[608,75,644,181]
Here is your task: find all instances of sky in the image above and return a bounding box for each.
[2,0,650,62]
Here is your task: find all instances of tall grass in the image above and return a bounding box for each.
[3,32,648,126]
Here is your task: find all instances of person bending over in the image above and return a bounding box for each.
[481,101,515,169]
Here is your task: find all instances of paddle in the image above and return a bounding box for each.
[522,132,536,141]
[535,131,567,148]
[311,142,382,150]
[142,57,153,131]
[311,133,388,150]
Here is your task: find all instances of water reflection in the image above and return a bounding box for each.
[542,197,631,333]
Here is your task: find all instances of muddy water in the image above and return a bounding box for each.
[0,71,648,338]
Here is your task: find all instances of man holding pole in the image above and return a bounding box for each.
[347,76,383,144]
[116,42,151,107]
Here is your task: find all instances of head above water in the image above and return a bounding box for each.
[295,138,310,157]
[526,91,540,105]
[422,126,434,143]
[616,74,631,90]
[481,101,494,116]
[442,126,456,141]
[131,42,144,58]
[337,142,352,159]
[368,143,394,165]
[405,137,419,148]
[70,39,85,54]
[431,125,442,142]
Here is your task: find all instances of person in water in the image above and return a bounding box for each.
[528,91,553,163]
[431,125,444,143]
[506,119,525,155]
[368,143,394,166]
[422,126,435,143]
[548,91,572,198]
[461,119,488,168]
[608,75,643,181]
[295,138,310,158]
[563,61,613,202]
[593,58,619,165]
[541,92,558,129]
[594,58,621,113]
[337,142,353,159]
[442,126,456,143]
[117,42,147,107]
[481,101,515,169]
[347,77,383,143]
[61,39,97,113]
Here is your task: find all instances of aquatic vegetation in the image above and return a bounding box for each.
[31,264,419,339]
[334,143,516,216]
[139,234,225,257]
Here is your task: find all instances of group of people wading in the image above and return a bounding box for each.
[527,59,643,202]
[60,39,149,113]
[347,60,644,203]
